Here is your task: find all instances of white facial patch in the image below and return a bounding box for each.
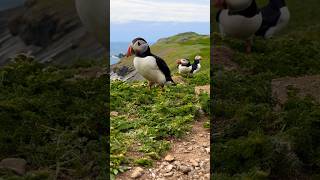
[133,40,149,54]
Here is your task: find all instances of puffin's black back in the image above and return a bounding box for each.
[153,54,174,83]
[255,0,287,37]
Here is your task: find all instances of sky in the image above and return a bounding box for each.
[110,0,210,42]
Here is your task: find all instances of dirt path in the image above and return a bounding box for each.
[117,117,210,180]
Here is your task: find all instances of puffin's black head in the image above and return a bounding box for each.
[126,37,150,57]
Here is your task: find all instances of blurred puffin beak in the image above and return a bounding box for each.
[126,46,133,57]
[176,59,181,64]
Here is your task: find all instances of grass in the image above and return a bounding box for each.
[110,32,210,178]
[212,0,320,178]
[0,56,108,179]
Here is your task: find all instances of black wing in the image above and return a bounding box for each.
[191,60,200,73]
[216,10,222,23]
[153,55,174,82]
[255,5,281,37]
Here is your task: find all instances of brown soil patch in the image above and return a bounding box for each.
[213,46,239,71]
[117,117,210,180]
[272,75,320,108]
[195,85,210,96]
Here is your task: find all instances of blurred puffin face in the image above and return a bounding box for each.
[226,0,252,10]
[195,55,202,61]
[179,59,190,65]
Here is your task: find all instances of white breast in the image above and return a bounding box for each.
[219,10,262,39]
[178,65,192,74]
[133,56,167,84]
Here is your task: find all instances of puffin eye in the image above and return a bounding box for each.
[137,42,141,46]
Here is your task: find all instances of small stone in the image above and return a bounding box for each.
[187,146,193,151]
[163,171,174,177]
[165,164,174,172]
[199,134,204,137]
[179,165,191,173]
[110,111,119,116]
[205,148,210,153]
[0,158,27,175]
[164,155,175,162]
[130,167,144,179]
[190,159,199,167]
[174,161,181,166]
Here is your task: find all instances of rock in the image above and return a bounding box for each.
[179,165,191,174]
[130,167,144,179]
[163,171,174,177]
[195,85,210,96]
[164,164,174,172]
[187,146,193,151]
[190,159,199,167]
[174,161,181,167]
[205,148,210,153]
[110,111,119,116]
[0,158,27,175]
[164,155,174,162]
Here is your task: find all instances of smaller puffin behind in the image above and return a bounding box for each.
[177,55,202,76]
[126,37,175,90]
[255,0,290,38]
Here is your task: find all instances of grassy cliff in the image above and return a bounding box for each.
[110,33,210,178]
[113,32,210,85]
[212,0,320,179]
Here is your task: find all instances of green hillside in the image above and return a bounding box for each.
[110,33,210,178]
[0,57,108,179]
[212,0,320,179]
[113,32,210,85]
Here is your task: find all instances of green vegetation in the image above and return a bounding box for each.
[110,33,210,178]
[0,56,108,179]
[212,0,320,178]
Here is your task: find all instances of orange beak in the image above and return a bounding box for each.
[126,46,133,57]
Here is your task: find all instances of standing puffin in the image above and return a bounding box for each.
[177,55,202,75]
[126,38,175,89]
[215,0,262,53]
[255,0,290,38]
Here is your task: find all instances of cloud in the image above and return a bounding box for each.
[111,0,210,24]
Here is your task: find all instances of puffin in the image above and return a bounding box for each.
[126,37,175,90]
[75,0,107,47]
[177,55,202,75]
[214,0,262,53]
[255,0,290,38]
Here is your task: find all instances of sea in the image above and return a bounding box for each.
[110,42,129,65]
[0,0,24,11]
